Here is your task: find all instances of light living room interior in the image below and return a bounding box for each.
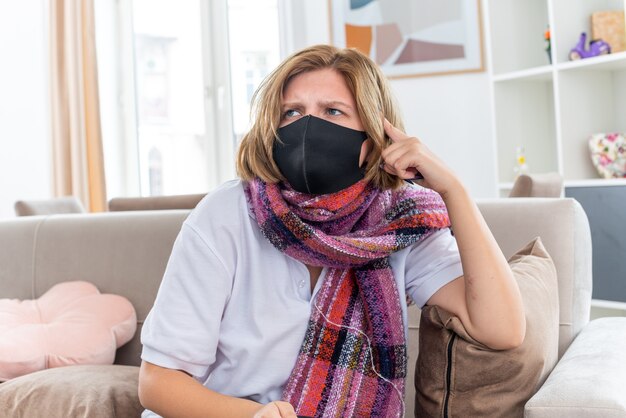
[1,0,626,416]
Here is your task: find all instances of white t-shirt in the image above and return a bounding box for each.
[140,180,463,417]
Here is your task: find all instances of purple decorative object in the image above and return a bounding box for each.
[569,32,611,60]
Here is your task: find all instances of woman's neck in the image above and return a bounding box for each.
[305,265,323,293]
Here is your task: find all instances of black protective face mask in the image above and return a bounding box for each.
[273,115,368,195]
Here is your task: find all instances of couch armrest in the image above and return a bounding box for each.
[477,198,592,357]
[525,317,626,417]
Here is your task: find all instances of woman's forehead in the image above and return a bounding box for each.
[281,68,355,103]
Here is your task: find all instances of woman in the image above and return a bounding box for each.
[138,45,525,418]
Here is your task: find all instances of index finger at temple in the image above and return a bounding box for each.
[383,118,409,142]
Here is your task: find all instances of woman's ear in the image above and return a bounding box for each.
[359,138,373,167]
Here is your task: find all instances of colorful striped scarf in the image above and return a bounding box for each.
[244,178,450,418]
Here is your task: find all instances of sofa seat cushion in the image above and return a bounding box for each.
[525,317,626,417]
[0,364,142,417]
[415,237,560,417]
[0,281,137,381]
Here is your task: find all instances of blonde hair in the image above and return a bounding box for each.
[236,44,404,190]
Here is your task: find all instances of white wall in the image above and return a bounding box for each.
[0,0,52,218]
[392,74,496,198]
[282,0,497,198]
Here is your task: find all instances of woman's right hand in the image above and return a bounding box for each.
[252,401,298,418]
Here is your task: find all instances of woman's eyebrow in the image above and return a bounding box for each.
[281,100,354,111]
[281,102,304,110]
[320,100,352,109]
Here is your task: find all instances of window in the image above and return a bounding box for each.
[133,0,209,196]
[95,0,280,198]
[227,0,280,142]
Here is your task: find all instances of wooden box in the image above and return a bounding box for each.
[591,10,626,53]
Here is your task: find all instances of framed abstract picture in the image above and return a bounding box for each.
[329,0,485,78]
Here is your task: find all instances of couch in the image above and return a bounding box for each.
[14,196,86,216]
[107,193,206,211]
[1,197,625,417]
[508,173,564,198]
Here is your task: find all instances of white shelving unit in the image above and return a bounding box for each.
[484,0,626,193]
[484,0,626,312]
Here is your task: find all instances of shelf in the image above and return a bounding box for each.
[557,67,626,180]
[551,0,626,64]
[591,299,626,311]
[486,0,551,75]
[565,178,626,187]
[494,52,626,80]
[493,78,558,183]
[493,65,554,82]
[488,0,626,191]
[487,1,626,316]
[557,51,626,73]
[497,178,626,190]
[591,299,626,319]
[492,53,626,82]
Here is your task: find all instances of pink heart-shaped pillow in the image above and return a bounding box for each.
[0,281,137,381]
[588,133,626,179]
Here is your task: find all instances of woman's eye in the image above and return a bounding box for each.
[327,108,343,116]
[283,109,301,118]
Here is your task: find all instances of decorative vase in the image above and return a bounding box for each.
[588,133,626,178]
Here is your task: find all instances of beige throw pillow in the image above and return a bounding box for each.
[415,237,559,418]
[0,365,142,418]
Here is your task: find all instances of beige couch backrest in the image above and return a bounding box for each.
[0,210,190,366]
[478,197,592,357]
[0,198,592,414]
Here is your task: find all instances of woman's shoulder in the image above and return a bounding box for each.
[196,179,246,208]
[185,179,249,232]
